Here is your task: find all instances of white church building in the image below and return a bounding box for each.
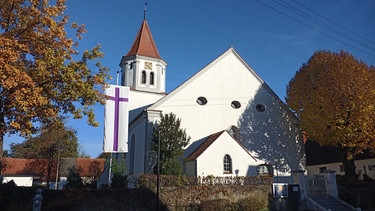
[119,15,306,182]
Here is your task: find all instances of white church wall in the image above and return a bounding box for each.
[128,110,163,175]
[238,84,305,176]
[128,117,148,175]
[195,132,258,177]
[148,49,305,176]
[149,49,264,144]
[128,90,165,121]
[127,48,305,177]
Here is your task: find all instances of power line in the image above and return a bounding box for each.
[272,0,375,52]
[254,0,375,58]
[290,0,375,47]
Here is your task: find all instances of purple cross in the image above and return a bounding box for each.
[107,87,128,151]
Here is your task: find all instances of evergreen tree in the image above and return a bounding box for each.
[152,113,190,175]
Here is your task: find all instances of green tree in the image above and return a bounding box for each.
[111,154,127,188]
[286,50,375,181]
[0,0,110,171]
[10,121,79,159]
[10,119,80,184]
[152,113,190,175]
[66,166,83,189]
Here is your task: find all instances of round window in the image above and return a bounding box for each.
[231,101,241,109]
[256,104,266,112]
[196,97,208,105]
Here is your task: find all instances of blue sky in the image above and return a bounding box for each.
[4,0,375,158]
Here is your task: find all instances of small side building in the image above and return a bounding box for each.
[1,158,105,188]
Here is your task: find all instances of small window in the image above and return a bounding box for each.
[150,72,155,85]
[129,62,133,69]
[141,71,146,84]
[256,104,266,112]
[231,101,241,109]
[257,164,273,176]
[223,154,232,173]
[319,167,327,173]
[196,97,207,105]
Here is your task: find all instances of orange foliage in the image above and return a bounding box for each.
[0,0,111,159]
[286,50,375,158]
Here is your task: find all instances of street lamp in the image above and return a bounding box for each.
[156,130,161,211]
[274,158,279,183]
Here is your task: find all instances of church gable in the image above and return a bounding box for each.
[127,47,305,178]
[184,130,257,177]
[147,48,293,142]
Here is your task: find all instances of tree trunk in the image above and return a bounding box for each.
[0,111,5,174]
[340,147,357,183]
[0,135,4,174]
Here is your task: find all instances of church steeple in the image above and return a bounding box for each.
[125,19,161,59]
[120,9,167,94]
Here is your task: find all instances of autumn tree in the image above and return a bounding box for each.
[286,50,375,181]
[0,0,110,171]
[151,113,190,175]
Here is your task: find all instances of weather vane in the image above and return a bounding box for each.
[144,2,147,20]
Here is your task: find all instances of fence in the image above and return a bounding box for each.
[128,174,273,188]
[305,174,327,195]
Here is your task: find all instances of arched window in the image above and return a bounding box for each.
[141,71,146,84]
[130,135,136,174]
[223,154,232,173]
[150,72,155,85]
[257,164,273,176]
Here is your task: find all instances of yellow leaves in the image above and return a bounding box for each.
[287,50,375,154]
[1,0,110,135]
[9,122,20,130]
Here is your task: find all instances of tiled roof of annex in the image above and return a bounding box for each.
[186,130,256,162]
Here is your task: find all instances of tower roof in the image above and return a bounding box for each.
[125,19,161,59]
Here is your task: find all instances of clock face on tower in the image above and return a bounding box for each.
[145,62,152,70]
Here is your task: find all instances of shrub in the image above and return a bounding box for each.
[198,199,231,211]
[235,196,266,211]
[66,166,84,189]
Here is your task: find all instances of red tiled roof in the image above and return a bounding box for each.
[2,158,42,175]
[76,158,105,177]
[2,158,105,177]
[186,131,225,162]
[186,131,257,162]
[125,20,161,59]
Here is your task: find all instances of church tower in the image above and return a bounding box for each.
[119,12,167,94]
